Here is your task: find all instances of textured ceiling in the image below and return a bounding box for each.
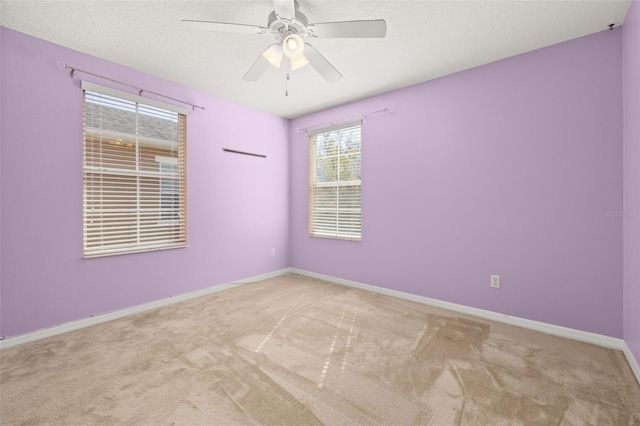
[0,1,633,119]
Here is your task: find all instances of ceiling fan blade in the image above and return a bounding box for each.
[273,0,296,21]
[243,53,271,82]
[304,44,342,83]
[181,20,267,35]
[307,20,387,38]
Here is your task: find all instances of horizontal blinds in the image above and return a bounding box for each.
[309,124,362,240]
[83,89,187,257]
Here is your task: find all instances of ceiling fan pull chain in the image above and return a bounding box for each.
[285,72,290,96]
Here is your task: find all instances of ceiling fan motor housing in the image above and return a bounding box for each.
[267,9,309,40]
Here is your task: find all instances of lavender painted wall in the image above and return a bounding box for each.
[623,0,640,364]
[0,27,290,338]
[0,22,631,344]
[290,29,624,337]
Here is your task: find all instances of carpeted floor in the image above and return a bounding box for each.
[1,274,639,425]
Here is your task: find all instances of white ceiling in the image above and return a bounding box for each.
[0,0,633,119]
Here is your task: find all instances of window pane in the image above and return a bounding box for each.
[337,211,361,236]
[316,136,338,158]
[85,94,137,136]
[159,163,180,222]
[309,124,361,240]
[338,186,361,209]
[313,210,337,235]
[314,186,337,208]
[339,154,361,182]
[138,105,180,142]
[83,89,186,257]
[339,132,360,155]
[315,155,338,183]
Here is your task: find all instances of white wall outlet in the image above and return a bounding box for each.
[271,248,275,257]
[491,275,501,289]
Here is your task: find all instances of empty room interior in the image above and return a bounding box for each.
[1,0,639,424]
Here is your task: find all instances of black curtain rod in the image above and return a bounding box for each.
[223,148,266,158]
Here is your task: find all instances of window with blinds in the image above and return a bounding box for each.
[83,82,187,257]
[309,122,361,240]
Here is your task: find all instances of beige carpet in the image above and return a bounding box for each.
[1,274,639,425]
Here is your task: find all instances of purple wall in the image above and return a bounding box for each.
[0,22,633,344]
[0,28,290,338]
[623,0,640,364]
[290,29,624,337]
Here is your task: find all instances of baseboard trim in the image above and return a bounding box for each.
[3,266,639,386]
[228,268,293,284]
[290,269,625,347]
[0,268,291,350]
[622,344,640,386]
[290,268,640,385]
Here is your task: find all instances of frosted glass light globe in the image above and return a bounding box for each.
[283,34,305,59]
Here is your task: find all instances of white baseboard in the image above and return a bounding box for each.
[0,268,291,350]
[623,344,640,386]
[228,268,293,284]
[2,266,639,386]
[290,268,640,385]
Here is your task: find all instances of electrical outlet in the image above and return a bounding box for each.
[271,248,275,257]
[491,275,501,289]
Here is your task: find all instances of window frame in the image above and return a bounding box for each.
[82,81,188,258]
[308,121,362,241]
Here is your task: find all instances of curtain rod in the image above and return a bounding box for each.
[297,108,388,134]
[223,148,266,158]
[59,63,206,111]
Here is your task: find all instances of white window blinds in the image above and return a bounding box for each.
[83,83,187,257]
[309,122,362,240]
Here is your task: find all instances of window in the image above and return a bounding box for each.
[157,157,180,223]
[309,122,362,240]
[82,82,187,257]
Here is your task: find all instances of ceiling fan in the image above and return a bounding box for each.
[182,0,387,83]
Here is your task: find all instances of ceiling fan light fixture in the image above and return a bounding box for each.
[290,54,309,70]
[263,44,284,68]
[184,1,388,83]
[283,34,305,58]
